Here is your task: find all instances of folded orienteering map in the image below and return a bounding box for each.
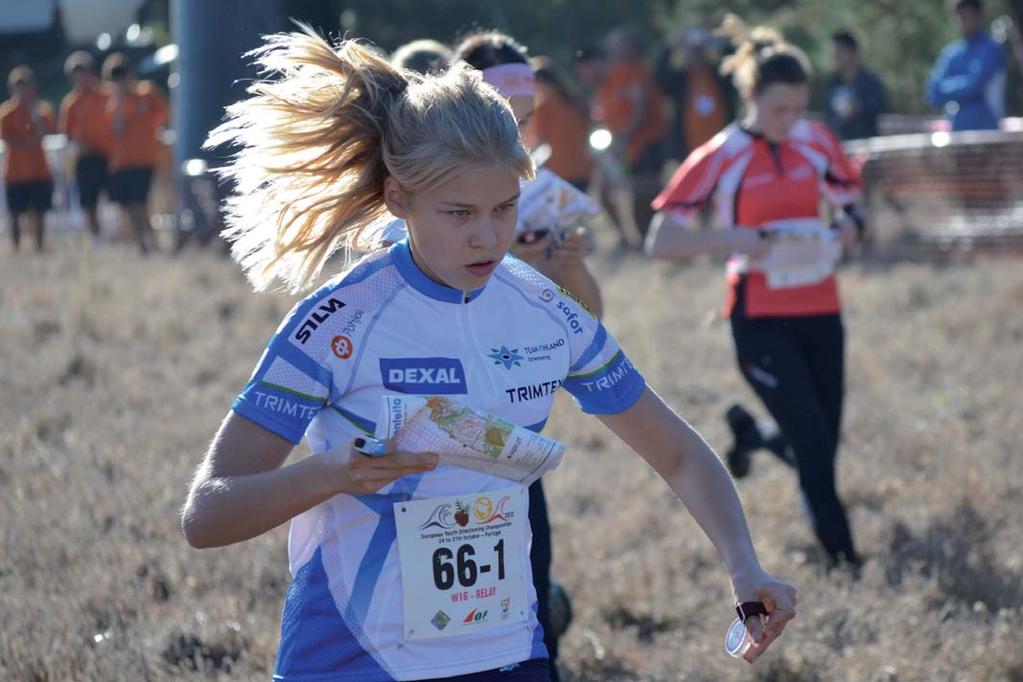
[374,395,565,486]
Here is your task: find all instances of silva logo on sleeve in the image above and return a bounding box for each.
[380,358,468,394]
[294,297,347,345]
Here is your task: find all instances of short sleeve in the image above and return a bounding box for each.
[551,286,645,414]
[811,121,863,205]
[231,293,343,444]
[651,135,728,224]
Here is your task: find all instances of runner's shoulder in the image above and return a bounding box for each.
[493,256,581,309]
[494,256,599,330]
[278,248,402,349]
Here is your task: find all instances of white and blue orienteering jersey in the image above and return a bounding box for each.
[233,240,645,681]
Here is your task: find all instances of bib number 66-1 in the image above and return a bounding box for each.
[432,540,506,590]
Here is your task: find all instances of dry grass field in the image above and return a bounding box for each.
[2,235,1022,681]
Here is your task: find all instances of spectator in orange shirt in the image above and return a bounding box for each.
[1,66,54,252]
[59,51,112,242]
[525,56,592,191]
[655,27,738,163]
[102,53,169,254]
[595,27,668,235]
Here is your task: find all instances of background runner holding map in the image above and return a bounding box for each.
[644,26,865,571]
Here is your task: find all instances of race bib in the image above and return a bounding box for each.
[760,219,843,290]
[394,486,530,641]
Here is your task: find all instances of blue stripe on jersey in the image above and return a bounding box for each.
[274,546,392,681]
[331,405,376,434]
[262,336,333,390]
[569,324,608,374]
[342,282,407,395]
[563,351,646,415]
[261,252,394,395]
[347,506,397,625]
[349,473,425,624]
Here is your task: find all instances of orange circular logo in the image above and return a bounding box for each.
[331,335,353,359]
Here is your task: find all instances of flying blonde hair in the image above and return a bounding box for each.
[207,26,533,292]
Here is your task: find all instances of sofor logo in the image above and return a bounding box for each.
[331,335,353,359]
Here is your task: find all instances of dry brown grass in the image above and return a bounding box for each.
[2,237,1022,681]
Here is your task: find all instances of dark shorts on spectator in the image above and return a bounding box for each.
[75,154,109,209]
[5,180,53,213]
[109,167,153,206]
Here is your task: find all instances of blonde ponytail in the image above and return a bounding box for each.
[208,25,532,292]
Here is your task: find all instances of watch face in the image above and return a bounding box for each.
[724,617,749,657]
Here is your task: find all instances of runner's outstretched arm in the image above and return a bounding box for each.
[645,211,769,261]
[597,386,797,662]
[181,412,437,548]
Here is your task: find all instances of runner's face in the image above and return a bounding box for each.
[753,83,810,142]
[390,164,521,292]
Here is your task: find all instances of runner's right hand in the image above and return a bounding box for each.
[323,439,438,495]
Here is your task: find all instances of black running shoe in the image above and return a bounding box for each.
[725,403,761,479]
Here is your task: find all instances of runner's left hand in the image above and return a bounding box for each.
[730,567,798,663]
[549,228,589,269]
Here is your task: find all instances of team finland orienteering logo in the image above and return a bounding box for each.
[488,345,523,369]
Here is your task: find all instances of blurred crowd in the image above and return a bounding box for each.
[1,51,167,252]
[1,0,1020,254]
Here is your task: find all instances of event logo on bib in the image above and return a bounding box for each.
[418,495,514,531]
[380,357,467,394]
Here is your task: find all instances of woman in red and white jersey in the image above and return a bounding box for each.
[645,28,865,570]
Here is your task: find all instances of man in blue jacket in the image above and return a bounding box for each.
[926,0,1007,131]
